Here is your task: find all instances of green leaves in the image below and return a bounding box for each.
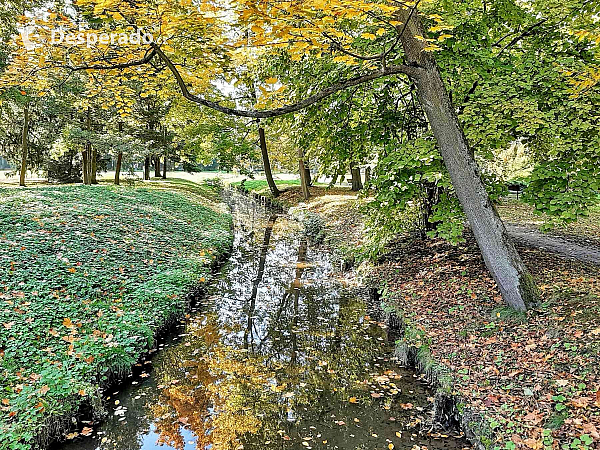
[0,183,233,448]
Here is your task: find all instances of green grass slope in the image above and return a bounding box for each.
[0,182,232,449]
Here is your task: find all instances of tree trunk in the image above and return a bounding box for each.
[154,156,161,177]
[144,157,150,180]
[400,10,539,310]
[86,107,97,185]
[82,150,90,185]
[19,105,29,187]
[364,166,371,187]
[298,149,311,200]
[258,125,280,197]
[162,155,167,179]
[304,158,312,186]
[90,148,98,184]
[115,152,123,185]
[350,165,363,191]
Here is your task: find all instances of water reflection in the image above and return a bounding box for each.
[55,194,468,450]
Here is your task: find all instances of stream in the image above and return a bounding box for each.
[55,193,469,450]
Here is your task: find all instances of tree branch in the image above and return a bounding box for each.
[151,43,423,118]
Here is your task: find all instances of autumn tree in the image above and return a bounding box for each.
[6,0,600,310]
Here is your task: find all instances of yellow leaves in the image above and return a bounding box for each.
[429,25,453,33]
[333,55,358,65]
[361,32,376,40]
[348,396,358,403]
[265,77,278,84]
[62,317,74,328]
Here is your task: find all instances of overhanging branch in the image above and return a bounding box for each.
[151,43,423,118]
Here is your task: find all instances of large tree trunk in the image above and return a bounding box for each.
[144,157,150,180]
[162,155,167,179]
[154,156,161,177]
[350,165,363,191]
[19,105,29,187]
[258,125,280,197]
[298,149,311,200]
[86,108,97,185]
[114,152,123,185]
[304,158,312,186]
[82,150,90,185]
[90,148,98,184]
[400,10,539,310]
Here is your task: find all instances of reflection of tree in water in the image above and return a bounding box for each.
[150,217,398,449]
[244,214,277,351]
[147,200,462,450]
[151,313,273,450]
[56,196,465,450]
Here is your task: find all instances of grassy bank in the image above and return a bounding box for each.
[230,178,302,192]
[0,181,233,449]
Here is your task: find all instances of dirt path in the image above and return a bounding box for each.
[507,224,600,266]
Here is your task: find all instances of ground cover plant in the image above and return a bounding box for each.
[371,237,600,449]
[0,181,233,449]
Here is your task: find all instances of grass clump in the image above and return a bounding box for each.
[0,182,232,449]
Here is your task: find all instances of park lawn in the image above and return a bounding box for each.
[0,181,233,449]
[231,178,302,193]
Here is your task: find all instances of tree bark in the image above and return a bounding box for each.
[82,150,90,185]
[144,157,150,180]
[304,158,312,186]
[162,155,167,179]
[364,166,371,187]
[399,10,539,310]
[154,156,161,177]
[90,148,98,184]
[115,152,123,185]
[258,125,280,197]
[19,105,29,187]
[350,165,363,191]
[298,149,311,200]
[86,107,97,185]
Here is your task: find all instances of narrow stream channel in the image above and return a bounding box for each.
[55,193,469,450]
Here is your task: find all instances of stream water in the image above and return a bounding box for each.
[55,193,469,450]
